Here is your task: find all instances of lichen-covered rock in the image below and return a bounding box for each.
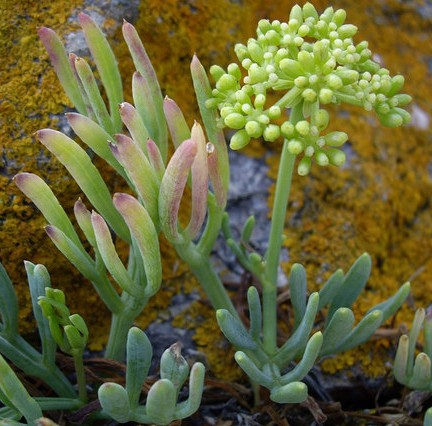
[1,0,431,382]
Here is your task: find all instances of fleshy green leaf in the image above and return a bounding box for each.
[158,138,197,244]
[216,309,257,350]
[289,263,307,330]
[270,381,308,404]
[126,327,152,408]
[79,13,123,132]
[38,27,86,114]
[14,173,84,251]
[123,20,167,160]
[36,129,130,242]
[67,113,127,181]
[74,56,114,134]
[0,354,43,423]
[98,383,131,423]
[113,193,161,298]
[328,253,371,317]
[145,379,176,425]
[111,134,159,224]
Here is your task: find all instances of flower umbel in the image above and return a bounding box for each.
[207,2,412,174]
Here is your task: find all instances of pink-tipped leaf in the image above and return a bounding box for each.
[37,129,130,242]
[45,225,122,313]
[69,53,95,119]
[158,138,197,244]
[186,122,208,240]
[111,134,159,224]
[67,113,127,181]
[91,211,139,297]
[119,102,150,155]
[191,55,229,193]
[74,56,114,134]
[163,96,191,149]
[14,173,84,251]
[146,139,165,181]
[131,71,168,161]
[113,193,161,298]
[207,146,227,208]
[38,27,86,114]
[79,13,123,132]
[74,199,97,247]
[122,20,167,157]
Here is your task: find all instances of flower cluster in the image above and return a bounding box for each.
[207,3,412,174]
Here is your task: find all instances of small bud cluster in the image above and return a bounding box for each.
[207,2,411,174]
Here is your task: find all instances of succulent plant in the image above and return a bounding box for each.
[394,307,432,391]
[98,328,205,425]
[217,253,410,402]
[1,2,416,423]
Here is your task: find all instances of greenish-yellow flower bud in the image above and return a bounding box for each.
[298,156,312,176]
[337,24,357,38]
[287,139,303,154]
[303,2,319,21]
[326,74,343,90]
[234,43,249,61]
[268,105,282,119]
[210,65,225,81]
[314,109,330,130]
[324,131,348,147]
[279,59,303,78]
[297,51,314,72]
[326,148,346,167]
[230,130,251,150]
[332,9,347,27]
[228,63,242,80]
[245,121,263,138]
[216,74,238,91]
[247,40,264,63]
[294,76,308,88]
[298,24,310,37]
[224,113,247,129]
[248,65,268,84]
[263,124,281,142]
[281,121,295,137]
[254,94,266,108]
[319,88,333,104]
[379,112,404,128]
[295,120,310,136]
[220,106,235,118]
[302,88,317,102]
[265,29,281,44]
[315,150,329,166]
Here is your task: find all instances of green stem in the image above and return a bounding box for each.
[105,294,148,361]
[34,397,82,410]
[176,243,239,320]
[72,351,87,403]
[197,193,224,256]
[262,103,303,354]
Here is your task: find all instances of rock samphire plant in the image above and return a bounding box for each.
[1,2,420,424]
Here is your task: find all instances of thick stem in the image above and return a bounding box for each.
[262,104,303,354]
[176,243,239,320]
[73,351,87,403]
[105,294,148,361]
